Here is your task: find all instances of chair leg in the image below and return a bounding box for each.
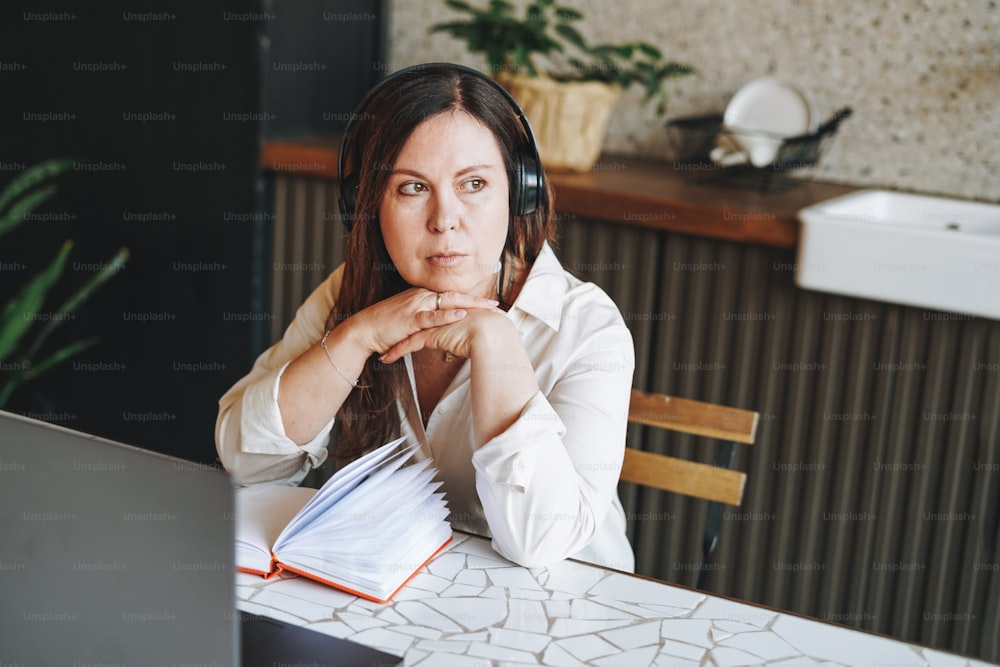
[698,500,723,589]
[698,441,736,589]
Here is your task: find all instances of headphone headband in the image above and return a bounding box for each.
[337,62,544,229]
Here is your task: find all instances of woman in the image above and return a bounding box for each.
[216,63,635,571]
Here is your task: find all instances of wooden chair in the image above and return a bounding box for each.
[621,389,759,587]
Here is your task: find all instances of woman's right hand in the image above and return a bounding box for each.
[342,287,501,357]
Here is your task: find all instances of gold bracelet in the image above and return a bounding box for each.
[320,330,361,388]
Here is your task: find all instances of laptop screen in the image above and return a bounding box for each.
[0,411,238,665]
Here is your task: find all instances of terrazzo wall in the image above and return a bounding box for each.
[386,0,999,202]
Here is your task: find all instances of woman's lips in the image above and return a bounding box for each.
[426,253,466,267]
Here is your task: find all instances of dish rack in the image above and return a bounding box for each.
[664,107,853,192]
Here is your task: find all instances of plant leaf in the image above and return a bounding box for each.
[0,240,73,363]
[527,1,547,19]
[663,61,696,76]
[554,6,583,21]
[0,185,57,240]
[489,0,515,15]
[430,22,478,42]
[646,77,660,102]
[638,42,663,59]
[0,337,97,409]
[0,158,74,216]
[553,23,587,50]
[614,44,634,58]
[27,247,129,360]
[23,338,99,382]
[588,44,618,59]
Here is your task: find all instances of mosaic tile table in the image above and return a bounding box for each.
[237,533,993,666]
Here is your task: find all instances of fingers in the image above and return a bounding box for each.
[380,305,507,364]
[429,291,500,313]
[382,309,470,364]
[414,307,467,330]
[354,289,499,357]
[380,308,481,364]
[379,332,427,365]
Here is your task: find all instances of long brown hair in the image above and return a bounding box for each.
[331,64,556,463]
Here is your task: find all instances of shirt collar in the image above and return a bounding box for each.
[509,241,569,332]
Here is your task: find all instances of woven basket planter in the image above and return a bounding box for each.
[498,73,620,173]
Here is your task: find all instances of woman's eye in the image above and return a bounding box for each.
[462,178,485,192]
[399,182,427,195]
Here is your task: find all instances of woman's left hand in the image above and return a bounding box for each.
[381,306,540,445]
[378,308,509,364]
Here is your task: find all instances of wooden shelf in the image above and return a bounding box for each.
[260,136,859,249]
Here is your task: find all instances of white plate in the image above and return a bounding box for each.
[722,77,812,167]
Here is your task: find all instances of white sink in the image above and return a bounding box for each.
[795,189,1000,320]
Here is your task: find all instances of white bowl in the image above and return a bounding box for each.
[723,77,812,167]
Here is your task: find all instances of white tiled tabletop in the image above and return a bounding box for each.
[237,533,994,666]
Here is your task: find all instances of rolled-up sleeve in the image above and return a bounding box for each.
[471,325,634,568]
[215,268,342,486]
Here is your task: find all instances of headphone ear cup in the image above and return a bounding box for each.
[338,173,359,230]
[511,151,525,217]
[517,150,541,217]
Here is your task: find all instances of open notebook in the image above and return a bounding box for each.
[235,437,453,603]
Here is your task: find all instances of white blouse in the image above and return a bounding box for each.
[216,242,636,572]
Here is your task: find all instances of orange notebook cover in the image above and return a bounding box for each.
[261,537,453,603]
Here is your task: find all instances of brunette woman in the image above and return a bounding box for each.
[217,63,635,571]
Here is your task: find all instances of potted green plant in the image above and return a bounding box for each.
[430,0,695,171]
[0,159,128,408]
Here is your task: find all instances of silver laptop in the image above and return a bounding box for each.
[0,410,238,664]
[0,411,403,666]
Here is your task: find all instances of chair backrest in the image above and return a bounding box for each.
[621,389,758,505]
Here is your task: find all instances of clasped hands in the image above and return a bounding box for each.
[344,287,509,365]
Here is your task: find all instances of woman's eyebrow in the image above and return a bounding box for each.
[388,163,500,178]
[454,164,499,177]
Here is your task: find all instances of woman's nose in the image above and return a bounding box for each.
[429,189,461,233]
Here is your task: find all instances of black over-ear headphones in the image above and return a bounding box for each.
[337,62,545,230]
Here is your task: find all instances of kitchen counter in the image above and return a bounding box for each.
[260,136,859,249]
